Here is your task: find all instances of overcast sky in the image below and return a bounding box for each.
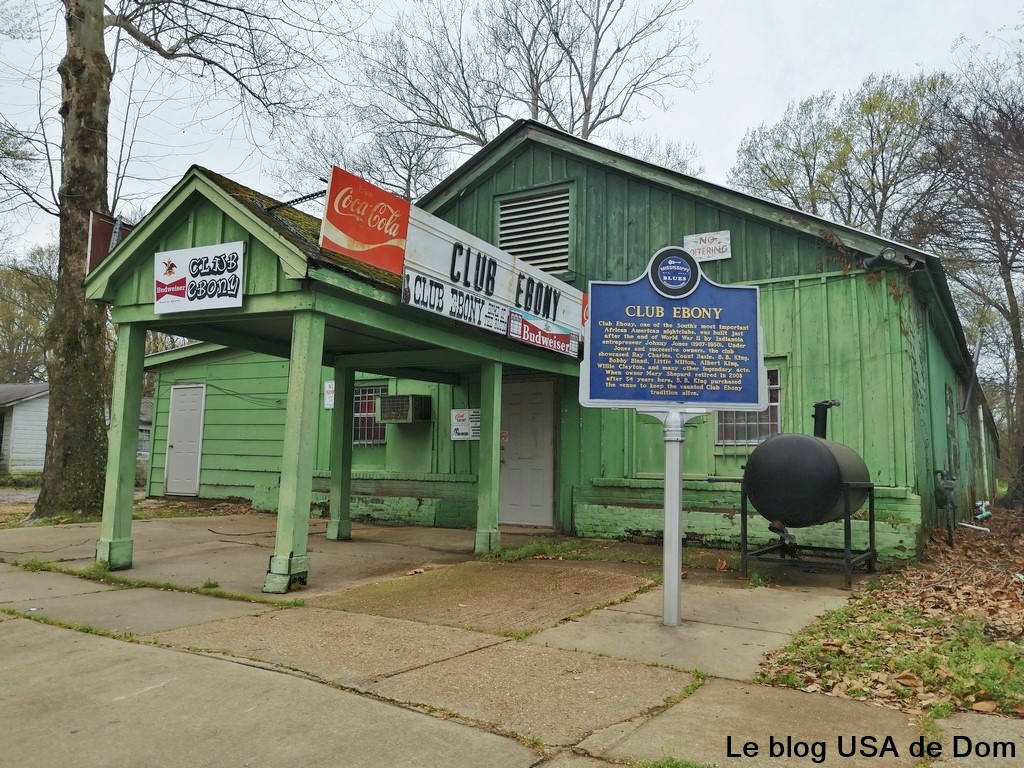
[2,0,1022,252]
[670,0,1022,183]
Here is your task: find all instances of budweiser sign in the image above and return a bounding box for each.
[507,310,579,357]
[153,241,244,314]
[319,166,411,275]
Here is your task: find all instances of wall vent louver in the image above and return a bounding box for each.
[498,189,570,273]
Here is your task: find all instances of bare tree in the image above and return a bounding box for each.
[929,37,1024,504]
[600,129,704,176]
[729,74,951,243]
[347,0,702,149]
[7,1,354,519]
[275,123,454,202]
[283,0,701,202]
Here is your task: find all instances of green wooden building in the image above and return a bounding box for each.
[88,120,997,592]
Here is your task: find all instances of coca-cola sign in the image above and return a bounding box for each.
[319,166,411,275]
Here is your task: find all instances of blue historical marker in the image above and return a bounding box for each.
[579,246,767,628]
[580,246,766,411]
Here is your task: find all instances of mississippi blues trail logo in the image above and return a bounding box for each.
[154,242,244,314]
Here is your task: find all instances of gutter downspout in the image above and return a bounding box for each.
[978,403,991,499]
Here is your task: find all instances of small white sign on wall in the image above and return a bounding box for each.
[682,230,731,262]
[324,380,335,409]
[450,408,481,440]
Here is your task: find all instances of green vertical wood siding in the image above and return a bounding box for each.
[419,139,996,557]
[136,137,996,561]
[112,197,300,310]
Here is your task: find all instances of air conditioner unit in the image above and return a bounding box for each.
[375,394,433,423]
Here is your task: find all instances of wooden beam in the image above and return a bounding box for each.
[263,310,325,593]
[353,367,462,386]
[97,322,146,570]
[111,291,314,324]
[176,326,292,361]
[474,361,502,555]
[326,367,355,541]
[333,349,477,369]
[314,293,580,377]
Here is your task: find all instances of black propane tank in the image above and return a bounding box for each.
[743,433,870,529]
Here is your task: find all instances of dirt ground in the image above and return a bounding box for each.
[309,560,656,634]
[0,489,37,526]
[0,491,251,528]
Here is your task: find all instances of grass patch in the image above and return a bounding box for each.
[493,628,539,641]
[0,472,42,488]
[1,607,134,640]
[18,558,304,608]
[0,498,253,530]
[484,538,664,565]
[748,570,769,588]
[1,512,97,529]
[628,759,715,768]
[760,592,1024,716]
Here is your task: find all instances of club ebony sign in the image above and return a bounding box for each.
[401,208,583,355]
[154,241,244,314]
[580,246,766,411]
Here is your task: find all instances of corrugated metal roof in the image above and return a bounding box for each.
[0,383,49,407]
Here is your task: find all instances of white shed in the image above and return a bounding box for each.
[0,384,49,474]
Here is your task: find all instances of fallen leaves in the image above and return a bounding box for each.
[760,509,1024,717]
[971,700,1000,713]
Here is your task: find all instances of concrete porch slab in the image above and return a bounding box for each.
[529,606,790,679]
[0,618,537,768]
[151,607,507,687]
[369,640,694,746]
[309,561,652,633]
[609,583,848,634]
[0,563,122,603]
[3,587,267,634]
[605,678,923,767]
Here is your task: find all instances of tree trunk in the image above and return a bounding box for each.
[31,0,112,519]
[997,270,1024,508]
[998,364,1024,508]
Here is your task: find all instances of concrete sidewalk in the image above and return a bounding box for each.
[2,517,1022,767]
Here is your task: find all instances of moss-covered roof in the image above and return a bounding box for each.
[197,167,402,291]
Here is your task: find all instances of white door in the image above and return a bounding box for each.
[499,379,555,526]
[165,384,205,495]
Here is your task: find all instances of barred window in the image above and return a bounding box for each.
[717,369,781,444]
[353,386,388,445]
[137,427,152,456]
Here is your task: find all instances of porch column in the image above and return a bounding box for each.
[475,361,502,554]
[326,366,355,540]
[263,310,326,593]
[96,322,146,569]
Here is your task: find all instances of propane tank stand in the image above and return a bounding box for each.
[740,481,877,589]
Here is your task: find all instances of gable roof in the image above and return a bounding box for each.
[420,119,994,426]
[0,383,49,407]
[419,119,931,267]
[85,167,401,303]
